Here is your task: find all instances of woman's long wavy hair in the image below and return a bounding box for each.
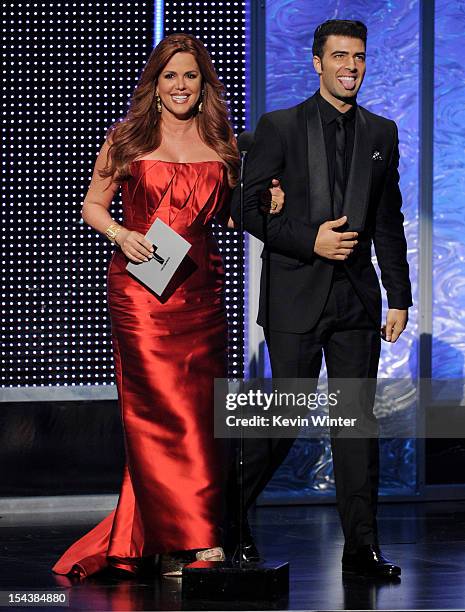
[100,33,240,186]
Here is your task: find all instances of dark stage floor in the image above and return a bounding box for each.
[1,501,465,611]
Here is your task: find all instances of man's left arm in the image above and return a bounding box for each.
[373,122,412,342]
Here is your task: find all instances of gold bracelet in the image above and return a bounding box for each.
[105,222,123,244]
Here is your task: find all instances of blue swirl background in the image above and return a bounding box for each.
[260,0,419,500]
[432,0,465,381]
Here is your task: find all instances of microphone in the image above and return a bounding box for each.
[237,130,254,156]
[237,131,254,188]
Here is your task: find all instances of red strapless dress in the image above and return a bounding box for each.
[52,160,230,577]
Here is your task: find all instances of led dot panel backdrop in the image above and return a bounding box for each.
[164,1,247,378]
[2,2,153,388]
[2,1,246,388]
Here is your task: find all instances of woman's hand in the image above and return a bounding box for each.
[226,177,285,228]
[115,228,154,263]
[261,178,285,215]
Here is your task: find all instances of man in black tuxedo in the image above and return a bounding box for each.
[230,20,412,577]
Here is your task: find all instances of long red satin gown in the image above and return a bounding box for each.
[52,160,230,577]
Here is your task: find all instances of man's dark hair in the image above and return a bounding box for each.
[312,20,367,58]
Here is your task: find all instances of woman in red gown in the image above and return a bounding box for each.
[52,34,283,578]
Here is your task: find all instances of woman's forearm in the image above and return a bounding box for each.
[81,201,122,235]
[80,138,123,238]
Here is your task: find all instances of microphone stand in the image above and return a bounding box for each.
[233,147,247,569]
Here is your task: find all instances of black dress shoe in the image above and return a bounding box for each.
[342,545,401,578]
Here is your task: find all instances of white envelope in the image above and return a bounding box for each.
[126,218,192,296]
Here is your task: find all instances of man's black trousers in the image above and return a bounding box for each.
[241,273,382,553]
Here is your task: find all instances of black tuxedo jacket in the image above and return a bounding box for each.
[231,93,412,333]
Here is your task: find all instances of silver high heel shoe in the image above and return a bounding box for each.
[195,546,225,562]
[161,547,225,577]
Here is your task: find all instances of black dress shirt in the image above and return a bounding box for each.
[316,90,356,200]
[316,91,357,278]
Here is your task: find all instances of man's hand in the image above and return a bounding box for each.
[381,309,408,342]
[314,216,358,260]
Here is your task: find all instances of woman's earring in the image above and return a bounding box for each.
[198,90,204,113]
[156,93,162,113]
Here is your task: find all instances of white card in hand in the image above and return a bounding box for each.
[126,218,192,296]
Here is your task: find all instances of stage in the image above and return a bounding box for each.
[3,2,465,611]
[2,501,465,610]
